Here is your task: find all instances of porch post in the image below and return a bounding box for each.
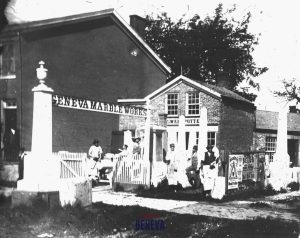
[143,100,151,186]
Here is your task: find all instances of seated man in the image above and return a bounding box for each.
[186,145,201,188]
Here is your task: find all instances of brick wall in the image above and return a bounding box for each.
[149,82,221,124]
[119,81,221,132]
[218,98,255,152]
[18,18,166,153]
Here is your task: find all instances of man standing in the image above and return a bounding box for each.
[202,145,219,195]
[203,145,218,169]
[88,139,103,180]
[164,143,176,173]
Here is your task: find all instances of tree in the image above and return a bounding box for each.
[274,79,300,104]
[144,4,268,100]
[0,0,10,31]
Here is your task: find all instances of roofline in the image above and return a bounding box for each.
[1,9,171,74]
[118,99,146,104]
[112,10,171,74]
[145,75,221,100]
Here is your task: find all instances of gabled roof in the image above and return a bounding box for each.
[118,75,254,104]
[145,75,222,100]
[256,110,300,132]
[0,8,171,74]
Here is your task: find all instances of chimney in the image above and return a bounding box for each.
[216,70,231,89]
[130,15,146,38]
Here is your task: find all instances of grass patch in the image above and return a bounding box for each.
[0,200,298,237]
[136,181,278,203]
[287,182,300,191]
[249,202,272,209]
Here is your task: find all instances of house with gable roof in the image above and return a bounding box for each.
[118,75,256,162]
[0,9,170,159]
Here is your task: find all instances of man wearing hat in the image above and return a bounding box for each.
[164,143,178,178]
[203,145,218,168]
[202,144,219,195]
[132,137,141,154]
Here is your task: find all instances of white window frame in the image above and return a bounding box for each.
[166,93,179,116]
[0,43,16,79]
[266,137,277,152]
[196,131,217,147]
[186,92,200,116]
[207,131,216,146]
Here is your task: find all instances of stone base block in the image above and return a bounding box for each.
[15,178,92,207]
[11,190,60,208]
[59,178,92,207]
[17,178,59,192]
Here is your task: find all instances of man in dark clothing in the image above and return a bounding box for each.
[203,145,218,169]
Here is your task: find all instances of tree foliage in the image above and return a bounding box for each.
[274,79,300,103]
[0,0,9,31]
[144,4,268,96]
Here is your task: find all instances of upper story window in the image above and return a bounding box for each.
[167,93,178,116]
[0,43,16,79]
[266,137,277,152]
[187,92,199,115]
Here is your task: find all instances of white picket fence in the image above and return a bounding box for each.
[53,152,88,179]
[112,153,148,185]
[289,167,300,183]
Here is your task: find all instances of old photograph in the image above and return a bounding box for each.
[0,0,299,237]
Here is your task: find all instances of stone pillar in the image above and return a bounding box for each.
[17,61,58,191]
[269,105,290,190]
[13,62,92,207]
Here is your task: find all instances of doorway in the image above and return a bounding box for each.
[288,139,299,167]
[0,100,18,161]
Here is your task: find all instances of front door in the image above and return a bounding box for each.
[0,100,18,161]
[288,139,299,167]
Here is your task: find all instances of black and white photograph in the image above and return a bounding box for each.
[0,0,299,237]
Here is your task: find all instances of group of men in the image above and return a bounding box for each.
[164,142,219,192]
[87,137,142,181]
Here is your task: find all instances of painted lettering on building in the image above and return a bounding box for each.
[52,95,147,117]
[167,117,200,126]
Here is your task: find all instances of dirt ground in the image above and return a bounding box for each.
[0,196,299,238]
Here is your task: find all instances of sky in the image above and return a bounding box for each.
[5,0,300,112]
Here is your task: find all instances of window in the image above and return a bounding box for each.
[196,131,216,147]
[266,137,276,162]
[0,43,15,79]
[187,93,199,115]
[167,93,178,115]
[207,132,216,146]
[266,137,277,152]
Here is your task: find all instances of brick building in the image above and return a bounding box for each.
[253,110,300,167]
[0,9,170,160]
[118,75,256,158]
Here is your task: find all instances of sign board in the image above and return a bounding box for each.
[167,117,200,126]
[52,94,147,117]
[228,152,266,189]
[242,154,255,180]
[228,155,243,189]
